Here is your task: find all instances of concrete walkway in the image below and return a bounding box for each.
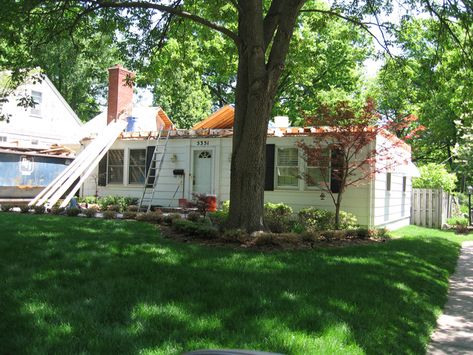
[428,241,473,355]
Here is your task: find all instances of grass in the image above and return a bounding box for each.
[0,214,469,355]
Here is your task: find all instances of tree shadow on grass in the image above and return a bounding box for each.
[0,214,460,354]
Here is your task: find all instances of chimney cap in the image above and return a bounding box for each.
[108,64,135,75]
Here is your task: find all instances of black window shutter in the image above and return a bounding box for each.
[98,154,107,186]
[264,144,275,191]
[330,148,343,193]
[146,146,156,187]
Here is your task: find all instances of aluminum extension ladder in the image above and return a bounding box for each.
[138,129,171,212]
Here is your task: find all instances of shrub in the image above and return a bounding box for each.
[221,229,248,243]
[102,210,117,220]
[66,207,81,217]
[1,204,13,212]
[221,200,230,213]
[264,202,293,233]
[78,196,98,205]
[136,211,163,224]
[354,228,371,239]
[50,206,65,215]
[298,208,358,231]
[320,230,347,241]
[33,205,46,214]
[172,219,218,239]
[84,207,98,218]
[447,216,469,226]
[192,193,210,217]
[375,227,390,239]
[413,163,457,192]
[20,206,30,213]
[162,213,182,225]
[122,211,138,220]
[107,204,121,212]
[187,211,201,222]
[127,205,139,212]
[208,210,228,230]
[98,196,138,212]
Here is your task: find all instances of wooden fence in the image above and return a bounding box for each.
[410,188,455,228]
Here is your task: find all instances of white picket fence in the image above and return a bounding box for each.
[410,188,454,228]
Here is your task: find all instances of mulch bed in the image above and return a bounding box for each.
[159,225,389,251]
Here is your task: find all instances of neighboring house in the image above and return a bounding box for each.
[0,71,80,199]
[76,66,419,229]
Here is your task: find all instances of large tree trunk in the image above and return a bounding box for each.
[227,0,305,232]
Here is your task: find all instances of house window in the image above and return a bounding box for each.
[402,176,407,192]
[276,147,299,188]
[129,149,146,184]
[306,148,330,189]
[107,149,124,184]
[0,136,6,142]
[30,90,43,116]
[386,172,392,191]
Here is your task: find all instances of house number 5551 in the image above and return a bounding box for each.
[196,141,209,146]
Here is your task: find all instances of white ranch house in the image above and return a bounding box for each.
[76,65,418,229]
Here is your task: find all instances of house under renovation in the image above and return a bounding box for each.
[31,65,419,229]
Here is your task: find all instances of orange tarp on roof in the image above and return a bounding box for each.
[192,105,234,130]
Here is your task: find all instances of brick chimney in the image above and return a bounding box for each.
[107,64,135,125]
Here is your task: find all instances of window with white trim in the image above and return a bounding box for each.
[276,147,299,188]
[402,176,407,192]
[386,172,392,191]
[107,149,124,184]
[306,148,330,189]
[30,90,43,116]
[129,149,146,184]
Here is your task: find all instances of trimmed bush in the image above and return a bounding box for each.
[320,230,348,241]
[221,228,248,243]
[1,204,13,212]
[107,204,121,212]
[162,213,182,225]
[78,196,98,205]
[20,206,30,213]
[127,205,139,212]
[298,208,358,231]
[50,206,65,215]
[264,202,293,233]
[172,219,218,239]
[187,211,201,222]
[66,207,81,217]
[136,211,163,224]
[102,210,117,220]
[84,207,98,218]
[33,205,46,214]
[208,210,228,230]
[97,196,138,212]
[122,211,137,220]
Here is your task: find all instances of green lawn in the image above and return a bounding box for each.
[0,214,469,354]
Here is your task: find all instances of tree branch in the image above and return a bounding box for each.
[95,0,239,43]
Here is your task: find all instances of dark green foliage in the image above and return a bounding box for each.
[122,211,137,220]
[20,206,30,213]
[186,211,201,222]
[208,210,228,230]
[253,233,304,247]
[102,210,117,220]
[162,213,182,226]
[135,211,163,224]
[298,208,358,231]
[354,228,371,239]
[264,202,293,233]
[321,230,348,241]
[65,208,81,217]
[97,196,137,212]
[84,207,98,218]
[221,229,248,243]
[50,206,65,215]
[172,219,218,239]
[0,204,13,212]
[33,205,45,215]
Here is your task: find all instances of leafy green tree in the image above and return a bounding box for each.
[412,163,457,192]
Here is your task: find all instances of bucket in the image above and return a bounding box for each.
[205,195,217,212]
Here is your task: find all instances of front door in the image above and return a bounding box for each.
[192,149,213,194]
